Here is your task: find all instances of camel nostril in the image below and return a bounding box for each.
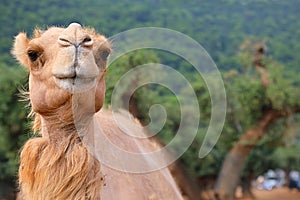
[83,36,91,43]
[58,35,73,47]
[81,35,93,47]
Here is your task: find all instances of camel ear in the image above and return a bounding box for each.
[12,32,30,69]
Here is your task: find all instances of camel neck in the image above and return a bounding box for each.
[33,90,97,143]
[38,102,95,143]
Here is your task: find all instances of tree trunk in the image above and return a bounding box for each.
[253,42,269,88]
[0,180,17,200]
[241,172,255,199]
[214,110,283,200]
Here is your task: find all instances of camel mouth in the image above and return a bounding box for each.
[54,76,97,92]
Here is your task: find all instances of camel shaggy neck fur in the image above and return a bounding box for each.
[13,23,183,200]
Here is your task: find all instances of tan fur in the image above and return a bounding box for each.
[13,23,183,200]
[12,33,30,68]
[20,136,102,200]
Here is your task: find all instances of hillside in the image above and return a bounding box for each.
[0,0,299,70]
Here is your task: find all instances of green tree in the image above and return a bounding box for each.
[0,64,29,182]
[214,41,300,200]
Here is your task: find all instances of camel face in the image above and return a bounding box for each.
[53,23,101,92]
[12,23,111,113]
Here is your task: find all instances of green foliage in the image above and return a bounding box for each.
[228,73,265,127]
[271,145,300,171]
[105,50,160,107]
[0,64,29,181]
[1,0,300,71]
[267,119,300,171]
[266,60,300,110]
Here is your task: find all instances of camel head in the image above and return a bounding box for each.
[12,23,111,119]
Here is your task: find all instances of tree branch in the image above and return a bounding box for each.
[253,42,269,88]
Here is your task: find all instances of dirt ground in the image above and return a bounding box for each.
[240,187,300,200]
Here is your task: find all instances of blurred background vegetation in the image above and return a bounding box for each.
[0,0,299,199]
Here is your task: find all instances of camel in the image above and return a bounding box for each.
[12,23,184,200]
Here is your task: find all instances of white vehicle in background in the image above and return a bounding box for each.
[256,169,286,190]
